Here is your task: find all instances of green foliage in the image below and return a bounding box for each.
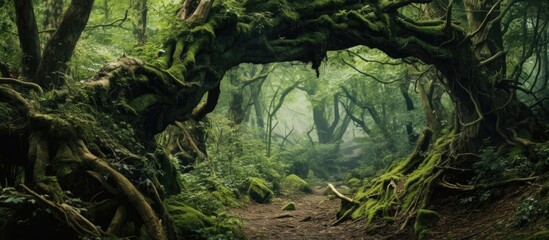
[166,113,284,235]
[515,196,549,226]
[472,145,535,185]
[166,194,244,240]
[459,144,541,206]
[200,114,283,191]
[279,143,344,180]
[471,146,509,184]
[534,144,549,172]
[177,169,234,215]
[0,0,21,70]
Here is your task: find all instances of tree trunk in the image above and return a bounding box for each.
[13,0,41,79]
[42,0,64,42]
[399,76,418,145]
[227,70,246,124]
[133,0,147,46]
[33,0,95,88]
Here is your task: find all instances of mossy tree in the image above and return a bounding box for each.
[0,0,548,239]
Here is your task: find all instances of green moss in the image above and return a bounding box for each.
[128,94,159,113]
[342,131,453,225]
[211,186,240,207]
[151,150,181,196]
[282,202,296,211]
[236,22,252,37]
[247,177,273,203]
[191,24,216,38]
[414,209,439,239]
[347,178,361,189]
[165,199,214,239]
[280,174,312,195]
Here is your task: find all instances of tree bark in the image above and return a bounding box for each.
[13,0,41,79]
[399,76,418,145]
[33,0,95,89]
[133,0,147,46]
[42,0,64,42]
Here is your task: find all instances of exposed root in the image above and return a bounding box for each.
[28,131,65,202]
[28,131,49,183]
[86,170,119,195]
[439,176,538,191]
[0,77,43,94]
[107,204,127,235]
[75,139,168,240]
[176,121,207,159]
[0,86,33,114]
[344,129,449,224]
[21,184,103,237]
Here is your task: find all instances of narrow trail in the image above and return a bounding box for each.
[230,187,378,240]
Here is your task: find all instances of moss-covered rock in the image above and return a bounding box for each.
[247,177,273,203]
[414,209,439,240]
[282,202,296,211]
[281,174,312,195]
[165,199,214,239]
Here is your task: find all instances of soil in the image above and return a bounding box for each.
[429,184,549,239]
[230,186,387,240]
[231,183,549,240]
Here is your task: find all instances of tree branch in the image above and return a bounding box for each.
[342,59,402,84]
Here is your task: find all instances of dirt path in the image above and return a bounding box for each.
[230,188,378,240]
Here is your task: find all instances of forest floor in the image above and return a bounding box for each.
[231,183,549,240]
[230,186,389,240]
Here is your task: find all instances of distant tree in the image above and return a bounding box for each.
[226,64,271,125]
[299,77,351,144]
[263,77,302,157]
[132,0,147,46]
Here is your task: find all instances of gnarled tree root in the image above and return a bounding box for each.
[439,176,538,191]
[342,128,446,225]
[75,140,168,240]
[21,184,103,237]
